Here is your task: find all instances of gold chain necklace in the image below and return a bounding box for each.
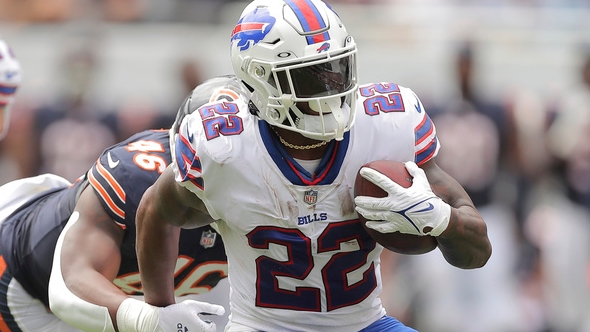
[272,128,329,150]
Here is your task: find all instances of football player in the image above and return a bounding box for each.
[0,77,238,331]
[136,0,492,331]
[0,35,22,140]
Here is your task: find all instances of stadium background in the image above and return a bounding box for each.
[1,0,590,331]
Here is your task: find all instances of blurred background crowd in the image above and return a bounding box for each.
[1,0,590,331]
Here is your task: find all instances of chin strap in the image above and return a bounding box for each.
[298,98,349,141]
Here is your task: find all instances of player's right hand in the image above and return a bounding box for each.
[354,161,451,236]
[116,297,225,332]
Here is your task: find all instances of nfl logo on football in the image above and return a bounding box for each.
[200,230,217,248]
[304,189,318,205]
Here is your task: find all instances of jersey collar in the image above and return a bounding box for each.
[259,121,349,186]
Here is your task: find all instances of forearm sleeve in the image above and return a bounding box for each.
[48,211,116,332]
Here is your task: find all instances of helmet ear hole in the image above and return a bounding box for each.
[248,101,259,115]
[242,81,255,93]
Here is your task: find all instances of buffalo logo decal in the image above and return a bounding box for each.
[231,8,276,51]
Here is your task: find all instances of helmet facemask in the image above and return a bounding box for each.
[272,49,357,141]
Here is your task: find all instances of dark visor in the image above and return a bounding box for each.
[275,56,354,98]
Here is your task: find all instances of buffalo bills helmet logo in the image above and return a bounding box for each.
[231,8,276,51]
[316,42,330,53]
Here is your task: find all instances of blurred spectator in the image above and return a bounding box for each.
[29,32,117,182]
[154,57,205,128]
[172,0,237,24]
[548,50,590,208]
[523,179,590,332]
[102,0,146,22]
[499,87,556,331]
[103,57,205,142]
[522,46,590,331]
[379,41,534,332]
[428,42,509,206]
[0,0,144,22]
[0,0,74,22]
[105,94,161,142]
[179,57,205,96]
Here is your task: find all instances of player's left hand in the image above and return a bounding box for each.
[354,161,451,236]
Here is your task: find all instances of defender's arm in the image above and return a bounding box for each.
[49,186,126,331]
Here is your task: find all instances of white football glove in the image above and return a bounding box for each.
[116,298,225,332]
[354,161,451,236]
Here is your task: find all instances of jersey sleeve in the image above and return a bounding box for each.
[87,154,128,228]
[402,86,440,165]
[171,99,249,196]
[171,112,206,196]
[88,130,171,229]
[170,97,253,224]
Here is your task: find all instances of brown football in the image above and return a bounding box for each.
[354,160,437,255]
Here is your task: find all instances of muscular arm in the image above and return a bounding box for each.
[421,159,492,269]
[136,166,214,307]
[50,186,126,330]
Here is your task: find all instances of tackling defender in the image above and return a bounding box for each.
[0,77,239,331]
[136,1,492,331]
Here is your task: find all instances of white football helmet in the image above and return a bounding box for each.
[230,0,358,141]
[0,36,22,140]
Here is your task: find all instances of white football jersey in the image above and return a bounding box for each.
[171,82,439,332]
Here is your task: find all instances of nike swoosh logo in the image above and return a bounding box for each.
[413,93,422,113]
[414,202,434,213]
[188,132,195,143]
[107,152,120,168]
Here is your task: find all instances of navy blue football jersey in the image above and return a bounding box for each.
[0,180,84,307]
[87,129,227,296]
[0,129,227,307]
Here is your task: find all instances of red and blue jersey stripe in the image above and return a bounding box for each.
[415,114,438,165]
[175,133,205,190]
[259,121,349,186]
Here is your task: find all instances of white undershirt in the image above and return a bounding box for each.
[293,158,321,174]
